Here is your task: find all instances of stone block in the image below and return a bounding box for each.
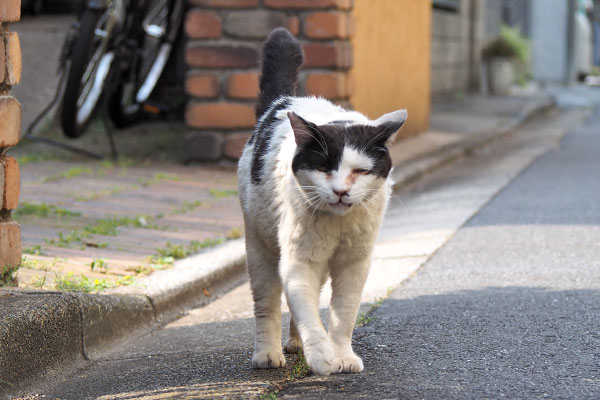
[0,221,21,272]
[224,10,295,39]
[5,32,21,85]
[184,131,224,161]
[186,102,255,129]
[188,0,258,7]
[185,10,222,39]
[186,45,258,69]
[265,0,352,10]
[1,156,19,210]
[185,73,220,98]
[302,42,352,68]
[227,71,259,99]
[0,96,21,149]
[304,12,354,39]
[0,0,20,22]
[0,39,5,84]
[432,10,462,39]
[304,71,351,99]
[224,132,251,159]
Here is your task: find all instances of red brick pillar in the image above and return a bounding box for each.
[184,0,354,161]
[0,0,22,285]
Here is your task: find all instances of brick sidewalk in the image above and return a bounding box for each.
[12,153,243,292]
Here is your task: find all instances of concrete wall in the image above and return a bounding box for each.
[530,0,573,84]
[351,0,431,137]
[430,0,483,100]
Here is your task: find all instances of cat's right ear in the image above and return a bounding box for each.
[288,112,319,147]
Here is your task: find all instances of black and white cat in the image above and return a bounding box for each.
[237,28,406,375]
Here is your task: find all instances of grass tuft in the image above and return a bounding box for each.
[43,166,93,182]
[12,202,81,220]
[208,188,238,198]
[288,352,310,380]
[54,272,134,293]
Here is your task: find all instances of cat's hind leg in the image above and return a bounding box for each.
[283,317,302,354]
[246,234,286,368]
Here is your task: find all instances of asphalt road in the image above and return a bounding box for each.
[14,107,598,399]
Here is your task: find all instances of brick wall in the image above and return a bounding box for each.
[184,0,354,161]
[0,0,22,284]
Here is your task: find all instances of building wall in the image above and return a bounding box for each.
[351,0,431,137]
[430,0,477,99]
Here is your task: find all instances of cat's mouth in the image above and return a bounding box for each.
[329,200,352,209]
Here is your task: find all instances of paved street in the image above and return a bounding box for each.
[14,103,597,399]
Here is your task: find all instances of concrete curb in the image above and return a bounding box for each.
[0,96,555,396]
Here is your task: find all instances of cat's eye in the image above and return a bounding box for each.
[316,165,329,173]
[353,168,369,174]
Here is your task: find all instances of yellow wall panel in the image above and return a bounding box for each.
[351,0,431,137]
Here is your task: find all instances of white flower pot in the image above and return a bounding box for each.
[488,58,515,95]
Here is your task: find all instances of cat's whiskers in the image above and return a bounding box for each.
[307,197,326,225]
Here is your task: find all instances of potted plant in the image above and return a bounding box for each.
[482,25,530,95]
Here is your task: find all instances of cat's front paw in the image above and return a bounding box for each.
[252,349,286,369]
[284,337,303,354]
[338,352,364,373]
[304,346,343,375]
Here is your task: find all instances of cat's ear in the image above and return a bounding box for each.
[372,109,408,145]
[288,112,321,147]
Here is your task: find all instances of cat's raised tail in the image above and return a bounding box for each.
[256,28,304,119]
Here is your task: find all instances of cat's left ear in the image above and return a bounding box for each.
[372,109,408,145]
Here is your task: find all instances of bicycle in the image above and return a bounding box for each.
[59,0,185,138]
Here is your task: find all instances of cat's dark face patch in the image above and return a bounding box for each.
[289,114,394,178]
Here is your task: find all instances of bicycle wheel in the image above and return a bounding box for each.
[61,8,115,138]
[108,0,183,127]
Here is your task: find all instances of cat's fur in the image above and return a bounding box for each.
[237,28,406,375]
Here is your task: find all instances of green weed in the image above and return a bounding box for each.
[209,188,238,198]
[12,202,81,220]
[170,200,203,215]
[260,391,278,400]
[288,352,310,380]
[54,272,134,293]
[126,264,154,276]
[43,166,93,182]
[149,238,224,267]
[90,258,109,273]
[226,227,243,240]
[20,256,59,271]
[138,172,179,187]
[355,312,375,328]
[23,244,43,255]
[187,238,224,253]
[0,264,19,287]
[156,243,187,260]
[15,153,56,165]
[47,215,156,247]
[0,377,14,387]
[74,186,124,202]
[355,298,384,327]
[30,259,52,288]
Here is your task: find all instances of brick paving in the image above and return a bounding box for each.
[14,155,243,291]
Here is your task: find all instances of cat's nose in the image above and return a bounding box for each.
[333,189,348,198]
